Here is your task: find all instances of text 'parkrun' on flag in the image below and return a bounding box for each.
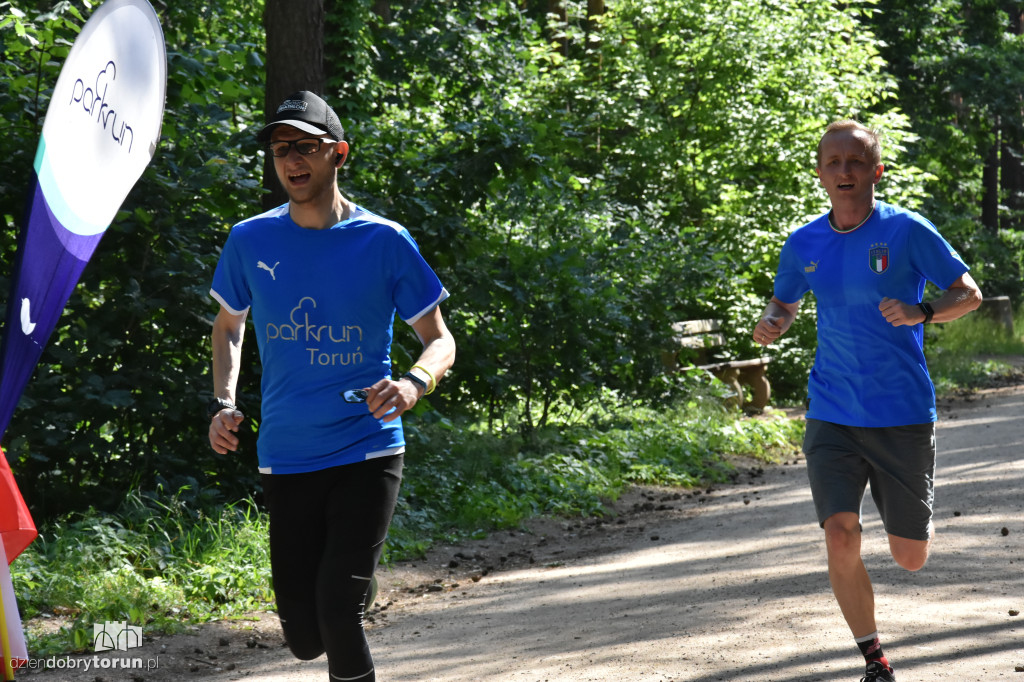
[0,0,167,438]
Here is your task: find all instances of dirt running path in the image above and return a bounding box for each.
[24,385,1024,681]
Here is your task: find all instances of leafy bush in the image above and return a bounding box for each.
[15,490,271,656]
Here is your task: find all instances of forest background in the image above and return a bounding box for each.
[1,0,1024,652]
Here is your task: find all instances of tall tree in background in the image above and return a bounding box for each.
[995,4,1024,231]
[868,0,1024,296]
[262,0,326,209]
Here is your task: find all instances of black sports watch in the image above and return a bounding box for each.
[402,371,428,396]
[917,301,934,324]
[206,397,236,419]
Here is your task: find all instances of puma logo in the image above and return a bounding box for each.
[257,261,280,280]
[804,260,819,273]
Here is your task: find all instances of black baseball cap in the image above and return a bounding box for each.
[257,91,345,142]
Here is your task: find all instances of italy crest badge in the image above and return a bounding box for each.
[869,243,889,274]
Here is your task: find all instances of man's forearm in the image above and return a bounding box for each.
[211,309,246,402]
[212,340,241,402]
[928,281,983,324]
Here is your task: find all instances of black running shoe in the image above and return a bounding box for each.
[861,661,896,681]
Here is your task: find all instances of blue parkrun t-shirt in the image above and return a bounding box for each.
[210,204,449,474]
[774,201,969,427]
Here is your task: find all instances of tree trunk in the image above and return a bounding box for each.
[1000,3,1024,230]
[587,0,604,33]
[1000,127,1023,230]
[1009,2,1023,34]
[548,0,568,58]
[982,132,1000,231]
[262,0,326,210]
[586,0,604,152]
[371,0,392,21]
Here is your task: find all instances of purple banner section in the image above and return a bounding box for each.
[0,176,105,436]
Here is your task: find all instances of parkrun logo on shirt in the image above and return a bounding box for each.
[266,296,364,366]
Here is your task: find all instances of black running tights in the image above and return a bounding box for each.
[262,454,403,681]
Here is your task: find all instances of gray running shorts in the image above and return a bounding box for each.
[802,419,935,541]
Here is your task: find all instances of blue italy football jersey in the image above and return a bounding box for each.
[774,201,968,427]
[210,204,449,473]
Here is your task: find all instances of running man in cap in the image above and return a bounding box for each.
[207,90,456,681]
[753,120,981,681]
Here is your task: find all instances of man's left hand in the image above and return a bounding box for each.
[879,297,923,327]
[365,377,421,422]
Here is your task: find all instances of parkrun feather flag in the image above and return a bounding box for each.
[0,1,165,677]
[0,0,166,437]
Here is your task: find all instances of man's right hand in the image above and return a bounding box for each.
[209,409,245,454]
[753,297,801,346]
[753,315,785,346]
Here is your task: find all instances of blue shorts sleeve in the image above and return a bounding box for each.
[773,236,810,304]
[210,229,252,315]
[909,217,969,289]
[390,229,449,323]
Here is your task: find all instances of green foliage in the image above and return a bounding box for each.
[386,380,803,560]
[14,490,272,656]
[927,305,1024,393]
[868,0,1024,300]
[338,0,925,429]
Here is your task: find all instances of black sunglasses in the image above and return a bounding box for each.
[267,137,337,158]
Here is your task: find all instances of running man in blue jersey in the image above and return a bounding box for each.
[753,120,981,682]
[207,91,456,682]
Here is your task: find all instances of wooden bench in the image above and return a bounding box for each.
[660,319,772,412]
